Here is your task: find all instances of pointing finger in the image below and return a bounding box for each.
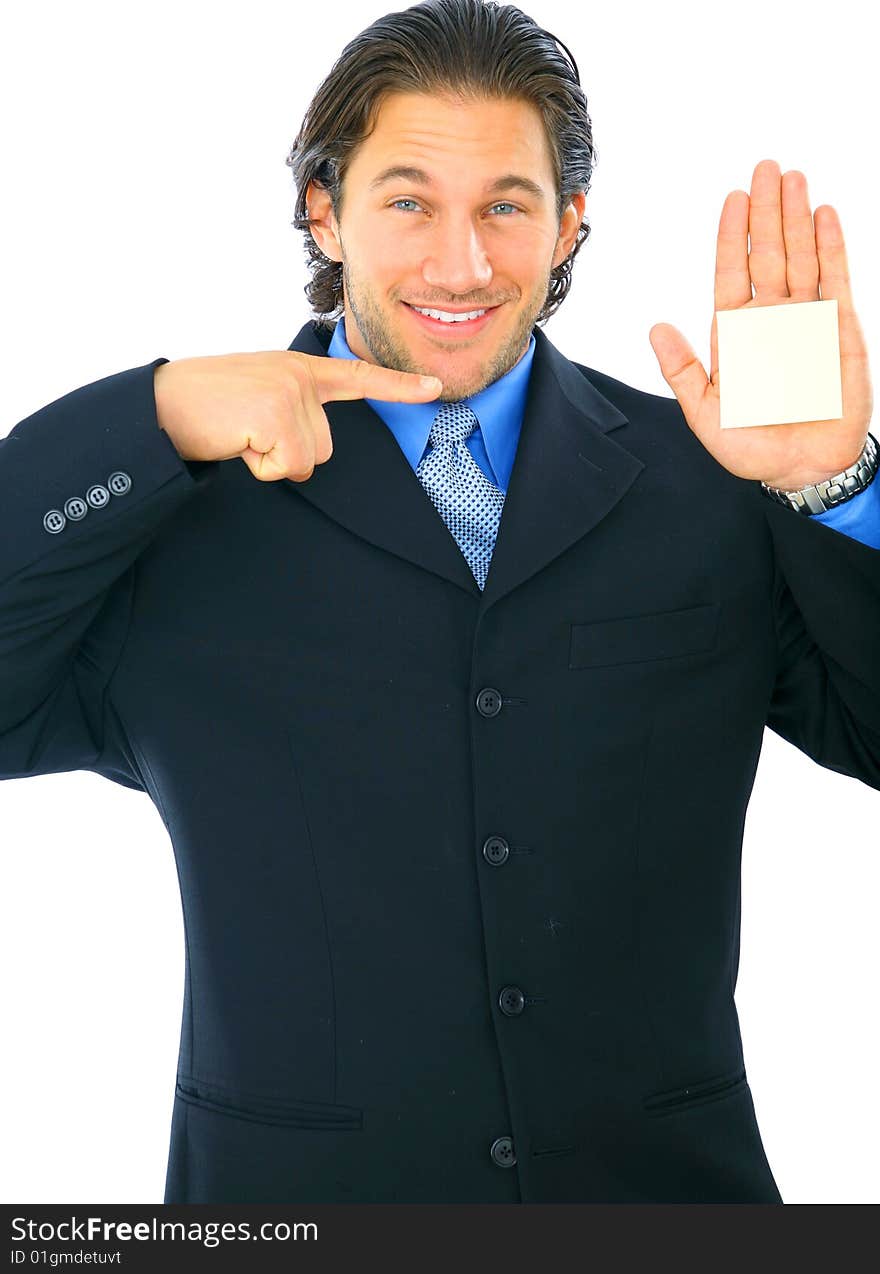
[298,353,443,404]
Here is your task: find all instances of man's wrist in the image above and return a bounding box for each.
[760,433,879,516]
[153,361,194,460]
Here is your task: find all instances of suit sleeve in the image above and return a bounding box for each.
[763,492,880,792]
[0,358,220,788]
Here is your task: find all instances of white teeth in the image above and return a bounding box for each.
[411,306,487,323]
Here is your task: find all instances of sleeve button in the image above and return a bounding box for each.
[43,509,66,534]
[63,496,88,521]
[107,471,132,496]
[86,483,110,508]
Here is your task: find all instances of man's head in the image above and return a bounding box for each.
[286,0,597,400]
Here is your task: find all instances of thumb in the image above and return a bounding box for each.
[648,322,710,427]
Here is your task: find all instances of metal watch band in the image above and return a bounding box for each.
[760,432,879,515]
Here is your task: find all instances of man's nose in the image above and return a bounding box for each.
[420,217,494,294]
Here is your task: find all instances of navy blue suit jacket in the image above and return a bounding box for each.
[2,318,879,1202]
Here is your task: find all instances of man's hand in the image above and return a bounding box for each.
[648,158,873,491]
[154,351,442,482]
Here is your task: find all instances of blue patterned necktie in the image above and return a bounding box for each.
[415,401,506,591]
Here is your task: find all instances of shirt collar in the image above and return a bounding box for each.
[327,314,536,490]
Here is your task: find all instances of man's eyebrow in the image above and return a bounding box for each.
[367,164,546,201]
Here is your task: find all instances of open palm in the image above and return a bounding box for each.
[648,158,873,491]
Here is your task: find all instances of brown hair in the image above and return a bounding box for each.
[285,0,598,330]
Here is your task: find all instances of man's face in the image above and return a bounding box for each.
[307,91,585,402]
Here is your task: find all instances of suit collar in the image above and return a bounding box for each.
[284,318,644,611]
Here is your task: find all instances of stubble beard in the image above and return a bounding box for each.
[340,255,547,402]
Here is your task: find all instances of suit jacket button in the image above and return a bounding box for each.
[43,510,66,534]
[490,1136,516,1167]
[482,835,509,865]
[498,986,526,1016]
[63,496,87,521]
[475,687,503,717]
[86,483,110,508]
[107,471,132,496]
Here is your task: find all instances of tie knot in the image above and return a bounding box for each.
[428,401,479,448]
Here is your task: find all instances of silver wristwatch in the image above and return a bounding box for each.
[760,432,879,515]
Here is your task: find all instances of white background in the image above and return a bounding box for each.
[0,0,877,1204]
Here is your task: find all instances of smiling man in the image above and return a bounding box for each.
[2,0,879,1208]
[305,91,584,403]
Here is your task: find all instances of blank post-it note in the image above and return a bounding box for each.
[716,298,842,428]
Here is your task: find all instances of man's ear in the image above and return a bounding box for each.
[305,179,343,262]
[551,190,586,271]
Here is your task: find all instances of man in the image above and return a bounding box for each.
[1,0,877,1204]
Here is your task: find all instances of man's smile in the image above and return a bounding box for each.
[400,299,503,337]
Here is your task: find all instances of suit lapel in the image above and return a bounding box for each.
[284,319,645,610]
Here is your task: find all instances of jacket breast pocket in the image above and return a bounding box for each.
[569,601,720,669]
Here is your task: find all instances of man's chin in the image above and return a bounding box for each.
[396,344,498,397]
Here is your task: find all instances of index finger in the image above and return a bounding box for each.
[302,353,443,404]
[714,188,751,313]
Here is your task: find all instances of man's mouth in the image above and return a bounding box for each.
[401,301,501,335]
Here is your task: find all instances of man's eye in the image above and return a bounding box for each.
[390,199,421,212]
[489,203,519,215]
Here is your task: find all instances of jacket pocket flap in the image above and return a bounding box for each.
[642,1066,748,1117]
[175,1074,363,1130]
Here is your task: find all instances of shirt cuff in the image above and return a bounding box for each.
[809,476,880,549]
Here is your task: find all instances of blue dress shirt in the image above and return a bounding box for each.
[328,315,880,548]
